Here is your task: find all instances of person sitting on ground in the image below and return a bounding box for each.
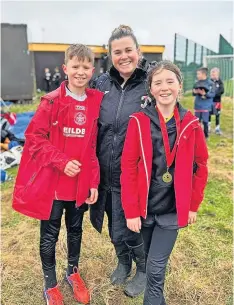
[0,117,24,151]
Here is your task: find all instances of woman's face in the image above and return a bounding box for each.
[110,36,140,80]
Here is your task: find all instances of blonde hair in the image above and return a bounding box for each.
[64,44,94,65]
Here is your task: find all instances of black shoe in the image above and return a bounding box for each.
[124,242,146,297]
[124,271,146,297]
[110,243,132,285]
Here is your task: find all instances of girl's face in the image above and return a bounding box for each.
[150,69,182,107]
[110,36,140,80]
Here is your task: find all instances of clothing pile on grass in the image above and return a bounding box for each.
[0,100,35,182]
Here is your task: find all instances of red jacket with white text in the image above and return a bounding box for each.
[12,81,103,220]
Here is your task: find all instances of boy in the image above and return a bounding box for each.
[209,67,224,134]
[12,44,104,305]
[193,67,215,139]
[52,67,62,89]
[44,67,52,92]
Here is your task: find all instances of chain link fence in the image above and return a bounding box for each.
[174,33,217,92]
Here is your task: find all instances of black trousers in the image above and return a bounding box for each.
[209,112,220,126]
[141,222,178,305]
[40,200,86,272]
[105,191,143,248]
[44,80,51,92]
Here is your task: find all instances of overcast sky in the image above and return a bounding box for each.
[2,0,233,59]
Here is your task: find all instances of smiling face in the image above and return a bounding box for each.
[110,36,140,80]
[63,56,94,91]
[150,68,182,107]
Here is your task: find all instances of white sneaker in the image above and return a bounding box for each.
[208,122,211,133]
[215,126,222,135]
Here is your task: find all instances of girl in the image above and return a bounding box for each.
[120,60,208,305]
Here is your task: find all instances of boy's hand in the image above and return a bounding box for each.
[64,160,81,177]
[200,89,206,96]
[193,89,198,94]
[85,188,98,204]
[188,211,197,224]
[127,217,142,233]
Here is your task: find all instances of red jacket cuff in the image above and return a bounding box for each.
[123,206,141,219]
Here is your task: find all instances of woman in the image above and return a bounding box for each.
[90,25,149,297]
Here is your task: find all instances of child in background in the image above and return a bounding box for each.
[193,67,215,139]
[209,67,224,135]
[44,67,52,92]
[52,67,62,89]
[13,44,103,305]
[121,61,208,305]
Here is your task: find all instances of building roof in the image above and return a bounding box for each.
[28,43,165,54]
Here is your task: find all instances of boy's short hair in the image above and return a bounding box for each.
[197,67,208,75]
[65,44,94,65]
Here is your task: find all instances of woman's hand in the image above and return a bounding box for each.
[188,211,197,224]
[126,217,142,233]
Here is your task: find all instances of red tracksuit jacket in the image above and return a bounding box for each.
[12,81,103,220]
[120,110,209,227]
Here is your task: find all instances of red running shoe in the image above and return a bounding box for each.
[66,267,90,304]
[43,285,64,305]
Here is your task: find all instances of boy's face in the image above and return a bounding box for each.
[63,56,94,90]
[196,70,206,80]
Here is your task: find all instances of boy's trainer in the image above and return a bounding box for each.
[66,268,90,304]
[44,285,64,305]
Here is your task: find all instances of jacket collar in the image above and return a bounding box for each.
[109,65,147,87]
[44,81,96,106]
[141,102,188,129]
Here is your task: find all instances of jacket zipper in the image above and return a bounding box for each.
[54,102,70,201]
[25,169,41,189]
[109,88,125,190]
[76,119,95,204]
[28,173,36,184]
[174,118,199,216]
[130,115,149,218]
[177,118,199,145]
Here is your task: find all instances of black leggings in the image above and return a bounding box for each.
[209,112,220,126]
[141,224,178,305]
[40,200,86,272]
[203,122,209,138]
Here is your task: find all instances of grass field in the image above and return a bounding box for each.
[1,94,233,305]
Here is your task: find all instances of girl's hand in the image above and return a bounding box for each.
[85,188,98,204]
[188,211,197,224]
[126,217,142,233]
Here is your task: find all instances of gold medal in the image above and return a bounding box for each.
[162,171,172,183]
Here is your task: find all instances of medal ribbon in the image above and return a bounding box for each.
[156,106,181,171]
